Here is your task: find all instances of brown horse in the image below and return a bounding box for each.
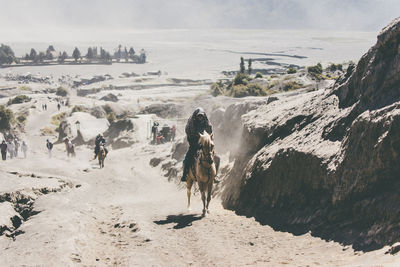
[186,131,216,216]
[64,138,76,157]
[98,145,106,168]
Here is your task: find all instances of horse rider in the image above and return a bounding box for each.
[93,134,108,159]
[181,107,213,182]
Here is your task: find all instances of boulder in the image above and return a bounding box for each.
[103,119,137,149]
[0,202,22,235]
[100,93,119,102]
[57,120,72,143]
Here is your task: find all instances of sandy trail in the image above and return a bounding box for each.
[0,102,398,266]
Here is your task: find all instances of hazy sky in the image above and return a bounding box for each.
[0,0,399,31]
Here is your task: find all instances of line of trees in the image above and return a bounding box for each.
[0,44,147,66]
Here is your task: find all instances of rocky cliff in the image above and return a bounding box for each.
[220,17,400,251]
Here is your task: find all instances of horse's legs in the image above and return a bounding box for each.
[199,182,206,216]
[206,181,213,213]
[186,177,193,210]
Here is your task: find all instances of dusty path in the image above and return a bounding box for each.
[0,109,399,266]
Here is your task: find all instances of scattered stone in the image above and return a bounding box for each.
[100,93,119,102]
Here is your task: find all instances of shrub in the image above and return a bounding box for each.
[230,83,267,98]
[283,81,304,91]
[71,105,85,113]
[0,105,14,130]
[51,112,66,126]
[7,95,32,105]
[210,81,225,97]
[287,67,297,74]
[19,85,31,91]
[107,111,116,122]
[17,114,27,123]
[103,104,113,114]
[307,63,323,74]
[233,72,250,85]
[56,86,68,96]
[255,72,263,78]
[327,63,343,72]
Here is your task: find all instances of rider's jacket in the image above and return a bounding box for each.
[185,108,212,147]
[95,136,106,147]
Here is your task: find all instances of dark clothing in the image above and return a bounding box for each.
[46,142,53,150]
[94,136,108,155]
[1,142,7,160]
[185,108,212,146]
[182,108,213,181]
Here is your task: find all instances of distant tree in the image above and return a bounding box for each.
[116,44,122,62]
[72,47,81,62]
[124,47,129,62]
[128,47,135,58]
[248,58,252,75]
[100,47,106,61]
[92,47,98,58]
[38,52,45,63]
[24,54,30,61]
[240,57,245,73]
[0,44,16,65]
[29,48,37,62]
[46,45,55,60]
[86,47,94,60]
[58,51,68,63]
[105,52,112,63]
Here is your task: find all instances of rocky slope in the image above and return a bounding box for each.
[220,17,400,251]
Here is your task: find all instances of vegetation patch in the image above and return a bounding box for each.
[283,81,304,91]
[7,95,32,106]
[56,86,68,96]
[51,112,67,127]
[18,85,32,91]
[40,126,56,135]
[287,67,297,74]
[71,105,86,113]
[0,105,14,130]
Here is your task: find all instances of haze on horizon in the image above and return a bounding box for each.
[1,0,399,31]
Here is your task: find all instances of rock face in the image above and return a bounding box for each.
[103,119,137,149]
[140,103,183,118]
[57,120,72,143]
[221,17,400,251]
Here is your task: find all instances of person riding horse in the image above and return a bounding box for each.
[93,134,108,159]
[181,107,213,182]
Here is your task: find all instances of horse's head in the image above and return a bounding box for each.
[198,131,215,166]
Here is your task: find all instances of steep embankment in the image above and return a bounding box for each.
[220,17,400,251]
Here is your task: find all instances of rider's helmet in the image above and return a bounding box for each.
[46,138,49,142]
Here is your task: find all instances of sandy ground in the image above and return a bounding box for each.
[0,95,399,266]
[0,30,399,266]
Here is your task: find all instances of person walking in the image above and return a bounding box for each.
[1,140,7,160]
[8,141,15,159]
[14,139,19,157]
[21,141,28,158]
[57,103,61,111]
[46,139,53,158]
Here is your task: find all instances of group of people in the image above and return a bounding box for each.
[0,139,28,160]
[151,122,177,144]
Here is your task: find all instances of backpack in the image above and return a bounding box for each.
[47,142,53,150]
